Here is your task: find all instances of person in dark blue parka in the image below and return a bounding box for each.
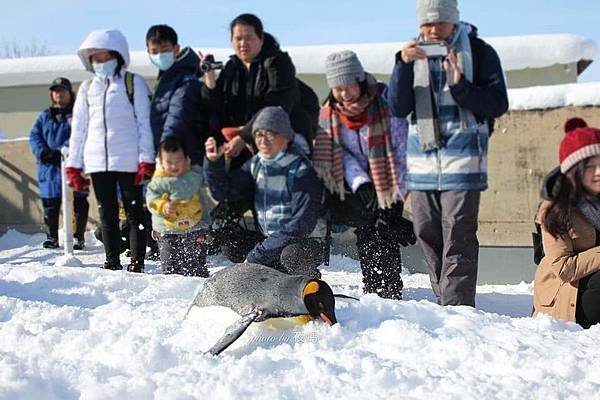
[147,24,207,165]
[29,77,89,249]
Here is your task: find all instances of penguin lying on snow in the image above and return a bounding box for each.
[186,263,338,355]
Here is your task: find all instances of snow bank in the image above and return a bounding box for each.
[508,82,600,110]
[0,34,595,86]
[1,231,600,399]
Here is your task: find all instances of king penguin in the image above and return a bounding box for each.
[186,263,337,355]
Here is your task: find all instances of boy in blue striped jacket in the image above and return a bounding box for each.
[204,106,326,278]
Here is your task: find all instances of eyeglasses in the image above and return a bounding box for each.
[254,130,277,142]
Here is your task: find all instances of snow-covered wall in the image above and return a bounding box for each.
[0,33,596,87]
[509,82,600,111]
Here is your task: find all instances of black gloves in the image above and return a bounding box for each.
[41,149,62,165]
[395,216,417,247]
[375,203,417,247]
[355,183,377,211]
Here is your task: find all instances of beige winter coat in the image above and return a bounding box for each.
[533,201,600,322]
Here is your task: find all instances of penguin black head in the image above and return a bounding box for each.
[302,280,337,325]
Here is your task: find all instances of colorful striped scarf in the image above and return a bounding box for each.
[313,76,400,209]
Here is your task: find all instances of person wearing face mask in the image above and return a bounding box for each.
[201,13,316,170]
[203,106,326,278]
[146,24,207,166]
[388,0,509,306]
[533,118,600,328]
[29,77,89,250]
[313,51,415,300]
[66,29,156,273]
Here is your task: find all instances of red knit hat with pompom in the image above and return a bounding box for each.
[559,117,600,173]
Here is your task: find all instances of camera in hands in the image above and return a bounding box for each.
[200,54,224,73]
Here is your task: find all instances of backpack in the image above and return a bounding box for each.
[296,78,320,131]
[470,37,496,136]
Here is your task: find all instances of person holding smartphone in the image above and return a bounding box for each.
[388,0,509,307]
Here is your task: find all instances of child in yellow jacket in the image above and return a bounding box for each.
[146,138,208,276]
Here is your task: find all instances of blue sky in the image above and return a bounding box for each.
[2,0,600,81]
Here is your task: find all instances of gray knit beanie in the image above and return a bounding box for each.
[325,50,365,89]
[252,106,295,141]
[416,0,460,26]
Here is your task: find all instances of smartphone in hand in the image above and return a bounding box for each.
[418,41,449,58]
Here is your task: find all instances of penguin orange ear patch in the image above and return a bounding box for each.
[303,281,320,297]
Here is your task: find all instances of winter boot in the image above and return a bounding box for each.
[103,261,123,271]
[127,259,144,273]
[43,236,59,249]
[73,237,85,251]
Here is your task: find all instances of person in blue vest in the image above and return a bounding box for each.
[388,0,509,306]
[29,77,89,249]
[204,106,326,278]
[146,24,207,166]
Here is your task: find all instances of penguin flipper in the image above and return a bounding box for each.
[206,309,261,356]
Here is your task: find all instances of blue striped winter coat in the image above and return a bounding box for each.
[204,148,324,266]
[388,24,508,191]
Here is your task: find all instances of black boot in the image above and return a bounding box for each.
[103,261,122,271]
[43,236,59,249]
[127,259,144,273]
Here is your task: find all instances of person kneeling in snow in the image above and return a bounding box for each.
[146,138,209,277]
[204,106,326,278]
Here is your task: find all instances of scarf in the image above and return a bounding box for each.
[313,74,400,209]
[577,193,600,232]
[413,22,479,151]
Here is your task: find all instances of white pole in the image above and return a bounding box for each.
[55,147,82,267]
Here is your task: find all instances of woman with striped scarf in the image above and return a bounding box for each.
[313,51,415,300]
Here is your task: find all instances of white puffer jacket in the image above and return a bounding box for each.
[67,29,155,174]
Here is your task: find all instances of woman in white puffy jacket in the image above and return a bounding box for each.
[66,29,156,272]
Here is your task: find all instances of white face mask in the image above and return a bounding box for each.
[92,59,118,79]
[149,51,175,71]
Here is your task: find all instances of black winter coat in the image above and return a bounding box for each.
[202,34,313,148]
[151,47,207,165]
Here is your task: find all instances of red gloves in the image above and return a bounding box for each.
[221,126,242,142]
[65,167,90,193]
[134,162,155,185]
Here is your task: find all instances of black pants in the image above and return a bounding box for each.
[328,191,404,299]
[42,196,89,240]
[91,172,146,264]
[93,208,158,255]
[219,226,323,278]
[576,270,600,328]
[159,230,208,277]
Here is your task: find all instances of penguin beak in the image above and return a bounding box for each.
[319,312,334,326]
[303,281,337,325]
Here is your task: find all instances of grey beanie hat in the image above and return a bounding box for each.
[416,0,460,26]
[325,50,365,89]
[252,106,295,141]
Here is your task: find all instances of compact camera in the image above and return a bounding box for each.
[200,54,224,73]
[418,41,449,58]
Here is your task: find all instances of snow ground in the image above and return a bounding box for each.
[0,230,599,399]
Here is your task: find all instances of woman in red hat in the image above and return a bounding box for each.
[533,117,600,327]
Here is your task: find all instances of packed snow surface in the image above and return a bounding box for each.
[0,34,595,86]
[1,229,599,399]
